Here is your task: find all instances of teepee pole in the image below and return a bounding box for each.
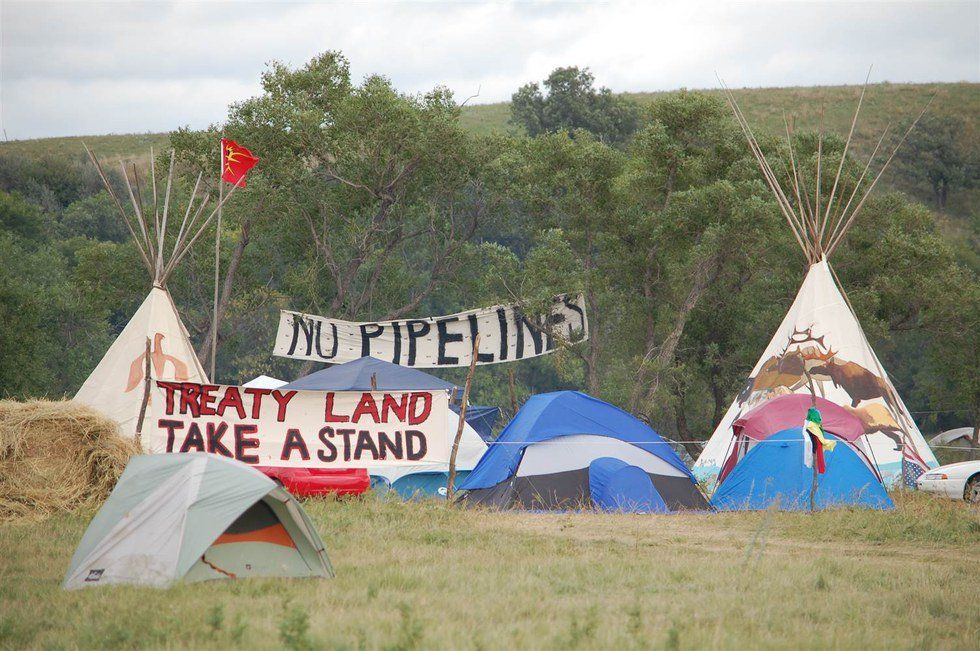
[158,150,176,279]
[720,80,810,257]
[827,98,933,256]
[150,147,160,255]
[824,124,890,249]
[129,163,158,270]
[782,117,819,262]
[172,172,202,259]
[83,144,153,274]
[165,184,237,280]
[819,69,871,249]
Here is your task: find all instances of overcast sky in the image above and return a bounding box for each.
[1,1,977,140]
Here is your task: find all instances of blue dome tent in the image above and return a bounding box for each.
[711,429,893,511]
[458,391,709,512]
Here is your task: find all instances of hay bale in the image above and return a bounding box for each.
[0,400,140,522]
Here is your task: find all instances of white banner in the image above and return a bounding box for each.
[145,381,449,469]
[272,294,589,367]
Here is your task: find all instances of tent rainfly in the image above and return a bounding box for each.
[693,76,938,487]
[63,453,333,589]
[73,147,232,436]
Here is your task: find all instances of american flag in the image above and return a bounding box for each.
[901,443,929,489]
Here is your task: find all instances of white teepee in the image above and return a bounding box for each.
[693,78,937,487]
[74,147,230,437]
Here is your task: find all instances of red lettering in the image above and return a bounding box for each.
[216,386,246,419]
[324,393,350,423]
[280,429,310,461]
[243,388,271,419]
[158,418,184,452]
[408,392,432,425]
[271,390,297,422]
[234,424,260,464]
[199,384,218,416]
[352,392,380,423]
[206,422,233,457]
[179,383,201,417]
[381,393,408,424]
[158,382,180,415]
[179,422,206,453]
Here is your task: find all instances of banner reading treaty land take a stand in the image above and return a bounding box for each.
[144,381,449,469]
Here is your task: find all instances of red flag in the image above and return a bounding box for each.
[221,138,259,187]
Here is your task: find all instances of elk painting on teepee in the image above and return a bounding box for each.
[693,75,939,488]
[73,147,232,438]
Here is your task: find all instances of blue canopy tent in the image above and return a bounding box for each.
[710,429,893,511]
[282,357,488,498]
[458,391,709,512]
[281,356,458,392]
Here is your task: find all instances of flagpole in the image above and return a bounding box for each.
[211,140,223,382]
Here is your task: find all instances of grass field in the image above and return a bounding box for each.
[1,492,977,650]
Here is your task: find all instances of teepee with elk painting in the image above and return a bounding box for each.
[73,147,232,438]
[693,76,938,487]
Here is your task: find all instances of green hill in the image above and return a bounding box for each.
[3,83,976,161]
[2,82,975,263]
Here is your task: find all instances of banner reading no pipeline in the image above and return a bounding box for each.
[272,294,589,368]
[146,381,449,469]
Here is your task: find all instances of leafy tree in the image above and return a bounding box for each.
[510,67,640,146]
[60,192,129,242]
[171,52,501,376]
[896,114,977,209]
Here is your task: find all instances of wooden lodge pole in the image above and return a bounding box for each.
[134,337,152,447]
[446,334,480,501]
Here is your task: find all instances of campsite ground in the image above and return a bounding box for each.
[1,492,978,650]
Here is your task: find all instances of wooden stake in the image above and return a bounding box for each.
[805,372,818,512]
[446,334,480,501]
[135,337,152,446]
[508,367,518,415]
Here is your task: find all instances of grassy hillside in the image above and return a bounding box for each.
[1,492,977,649]
[3,83,976,160]
[0,132,171,163]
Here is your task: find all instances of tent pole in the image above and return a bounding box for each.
[447,334,480,501]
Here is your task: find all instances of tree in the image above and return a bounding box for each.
[510,67,640,147]
[896,114,977,210]
[172,52,497,373]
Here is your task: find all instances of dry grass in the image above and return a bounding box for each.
[0,400,139,522]
[0,490,977,649]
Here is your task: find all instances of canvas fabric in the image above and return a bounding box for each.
[74,286,208,435]
[694,260,936,487]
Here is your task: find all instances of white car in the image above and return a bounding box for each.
[916,461,980,503]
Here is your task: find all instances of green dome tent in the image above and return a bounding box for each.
[63,454,333,589]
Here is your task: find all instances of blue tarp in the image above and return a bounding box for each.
[588,457,668,513]
[711,428,894,511]
[389,471,471,500]
[460,391,692,491]
[450,404,500,442]
[281,356,458,392]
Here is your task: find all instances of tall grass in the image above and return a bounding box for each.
[1,492,977,649]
